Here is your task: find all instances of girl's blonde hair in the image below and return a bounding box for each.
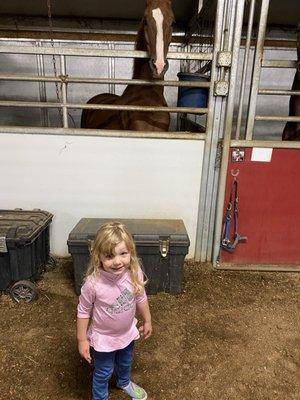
[86,221,145,295]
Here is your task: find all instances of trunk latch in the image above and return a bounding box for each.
[159,239,169,258]
[0,236,8,253]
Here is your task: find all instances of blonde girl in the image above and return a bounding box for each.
[77,222,152,400]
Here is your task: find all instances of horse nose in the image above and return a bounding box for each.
[154,59,166,76]
[149,58,168,77]
[149,58,156,75]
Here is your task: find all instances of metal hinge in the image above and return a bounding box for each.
[159,239,169,258]
[0,236,8,253]
[214,80,229,96]
[217,51,232,67]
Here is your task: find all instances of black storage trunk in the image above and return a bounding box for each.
[0,209,53,291]
[67,218,190,295]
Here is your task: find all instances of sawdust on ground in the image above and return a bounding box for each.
[0,259,299,400]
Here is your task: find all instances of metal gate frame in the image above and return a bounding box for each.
[195,0,246,262]
[193,0,300,266]
[0,42,211,140]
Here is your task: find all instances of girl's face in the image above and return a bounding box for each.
[100,241,131,275]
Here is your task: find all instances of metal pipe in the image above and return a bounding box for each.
[194,0,226,261]
[227,0,237,52]
[262,60,298,68]
[0,45,213,60]
[255,115,300,122]
[60,55,68,128]
[235,0,256,139]
[245,0,270,140]
[222,0,232,51]
[231,139,300,149]
[212,0,246,265]
[35,41,49,127]
[219,0,233,81]
[0,100,209,114]
[0,74,211,88]
[258,89,300,96]
[108,43,116,94]
[0,125,206,140]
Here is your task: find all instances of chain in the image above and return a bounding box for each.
[47,0,63,125]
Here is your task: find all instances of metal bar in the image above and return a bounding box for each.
[262,60,298,68]
[0,45,213,60]
[0,73,211,88]
[245,0,270,140]
[194,0,226,262]
[231,139,300,149]
[212,0,246,265]
[36,41,49,127]
[235,0,256,139]
[60,55,68,128]
[200,0,229,262]
[255,115,300,122]
[0,125,206,140]
[0,100,209,114]
[258,89,300,96]
[218,0,233,81]
[227,0,237,52]
[222,0,232,51]
[108,43,115,94]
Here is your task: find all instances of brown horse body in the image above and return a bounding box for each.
[282,24,300,141]
[81,0,174,131]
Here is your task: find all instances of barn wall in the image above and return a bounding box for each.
[0,38,205,258]
[0,133,204,257]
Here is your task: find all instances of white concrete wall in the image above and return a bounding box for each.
[0,133,204,257]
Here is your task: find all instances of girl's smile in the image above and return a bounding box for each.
[100,241,131,275]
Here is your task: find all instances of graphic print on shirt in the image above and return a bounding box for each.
[106,288,135,315]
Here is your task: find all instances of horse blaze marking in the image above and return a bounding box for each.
[152,8,165,75]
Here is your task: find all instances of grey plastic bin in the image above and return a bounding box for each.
[67,218,190,295]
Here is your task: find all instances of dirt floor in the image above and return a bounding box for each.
[0,259,299,400]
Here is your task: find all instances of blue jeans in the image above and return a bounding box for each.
[91,341,134,400]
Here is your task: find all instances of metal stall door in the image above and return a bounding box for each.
[214,0,300,270]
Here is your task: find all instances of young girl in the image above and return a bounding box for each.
[77,222,152,400]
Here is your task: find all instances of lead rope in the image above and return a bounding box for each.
[221,175,247,253]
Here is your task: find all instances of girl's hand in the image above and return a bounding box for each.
[78,339,92,364]
[139,321,152,340]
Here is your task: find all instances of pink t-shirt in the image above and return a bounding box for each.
[77,267,147,352]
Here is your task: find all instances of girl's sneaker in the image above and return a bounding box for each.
[121,381,147,400]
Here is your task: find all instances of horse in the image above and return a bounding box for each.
[282,24,300,141]
[81,0,175,131]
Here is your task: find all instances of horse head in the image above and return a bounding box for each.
[143,0,175,79]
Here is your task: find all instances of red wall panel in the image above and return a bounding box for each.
[220,148,300,264]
